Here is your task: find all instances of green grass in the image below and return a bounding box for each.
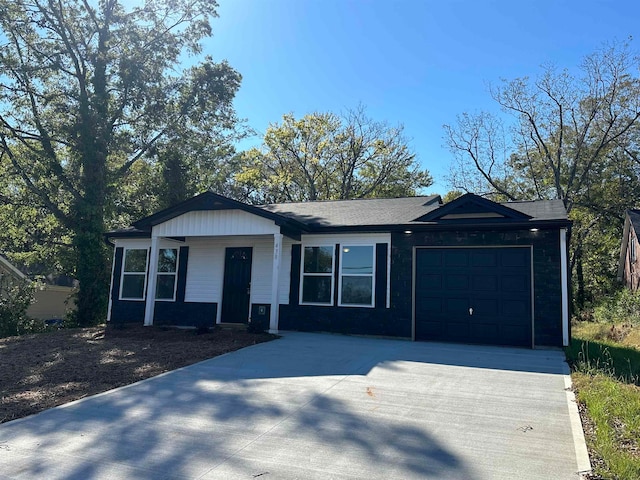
[568,322,640,479]
[572,373,640,479]
[566,336,640,384]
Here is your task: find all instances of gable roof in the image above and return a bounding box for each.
[0,254,28,281]
[132,192,308,232]
[414,193,531,222]
[107,192,570,239]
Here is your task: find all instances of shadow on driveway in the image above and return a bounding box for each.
[0,332,573,480]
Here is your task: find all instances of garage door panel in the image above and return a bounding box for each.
[471,251,498,267]
[500,249,529,267]
[445,274,469,290]
[470,297,500,317]
[419,321,446,338]
[418,250,442,267]
[417,297,442,313]
[501,275,528,292]
[502,299,528,317]
[419,273,442,289]
[472,275,498,291]
[444,251,469,267]
[469,324,498,342]
[446,323,470,339]
[445,297,470,315]
[415,247,532,347]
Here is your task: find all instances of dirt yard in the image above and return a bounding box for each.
[0,325,276,424]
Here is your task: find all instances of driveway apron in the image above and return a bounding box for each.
[0,332,589,480]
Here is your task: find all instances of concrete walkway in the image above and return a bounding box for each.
[0,332,590,479]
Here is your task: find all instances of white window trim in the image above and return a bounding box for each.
[299,244,335,306]
[119,247,149,301]
[338,244,375,308]
[155,248,179,302]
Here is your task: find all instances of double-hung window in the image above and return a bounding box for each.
[339,245,375,307]
[300,246,334,305]
[120,248,149,300]
[156,248,178,301]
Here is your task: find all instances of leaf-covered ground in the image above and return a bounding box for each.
[0,325,275,424]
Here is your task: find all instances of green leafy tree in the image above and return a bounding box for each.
[0,0,242,325]
[443,41,640,306]
[0,275,36,339]
[236,107,433,203]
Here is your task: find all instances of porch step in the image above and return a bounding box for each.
[218,322,247,331]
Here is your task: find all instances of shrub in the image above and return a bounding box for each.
[0,275,39,338]
[594,288,640,326]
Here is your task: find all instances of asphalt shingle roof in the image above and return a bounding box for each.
[498,199,568,222]
[260,196,568,227]
[106,192,570,239]
[259,196,442,227]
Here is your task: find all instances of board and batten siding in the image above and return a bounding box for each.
[152,210,280,237]
[184,235,293,307]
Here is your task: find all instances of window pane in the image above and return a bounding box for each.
[341,246,373,275]
[304,246,333,273]
[302,276,332,303]
[341,276,373,305]
[157,249,177,273]
[121,274,145,299]
[124,249,147,273]
[156,275,176,300]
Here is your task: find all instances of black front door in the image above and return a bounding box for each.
[221,247,253,323]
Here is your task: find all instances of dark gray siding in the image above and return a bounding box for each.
[279,243,404,336]
[392,228,564,347]
[110,246,217,328]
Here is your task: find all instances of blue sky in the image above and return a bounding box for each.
[205,0,640,195]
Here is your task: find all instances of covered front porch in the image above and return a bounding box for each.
[107,194,304,332]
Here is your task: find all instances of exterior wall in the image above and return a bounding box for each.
[108,234,293,327]
[392,228,564,347]
[184,235,292,323]
[279,233,396,336]
[28,286,75,320]
[108,225,565,346]
[623,227,640,290]
[0,258,75,320]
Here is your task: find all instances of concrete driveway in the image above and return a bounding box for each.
[0,332,589,480]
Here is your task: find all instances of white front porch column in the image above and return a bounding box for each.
[560,228,569,346]
[269,233,283,333]
[144,235,160,326]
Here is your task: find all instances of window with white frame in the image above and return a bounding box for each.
[155,248,178,301]
[120,248,149,300]
[339,245,375,307]
[301,246,334,305]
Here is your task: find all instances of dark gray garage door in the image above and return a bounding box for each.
[415,247,532,347]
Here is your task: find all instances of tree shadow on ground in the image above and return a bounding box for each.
[0,331,569,479]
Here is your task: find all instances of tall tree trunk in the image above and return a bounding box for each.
[73,200,109,326]
[73,21,110,326]
[160,149,189,208]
